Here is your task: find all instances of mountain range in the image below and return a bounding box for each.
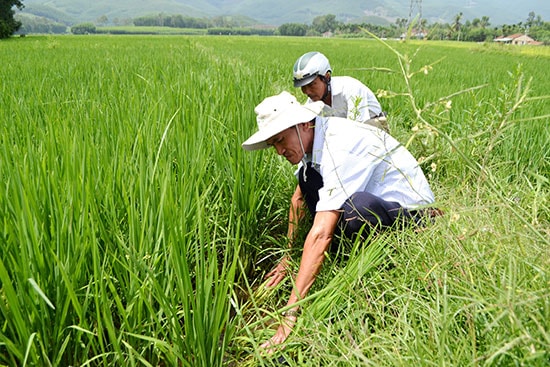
[18,0,550,27]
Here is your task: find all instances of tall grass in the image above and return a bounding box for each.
[0,35,287,366]
[0,35,548,366]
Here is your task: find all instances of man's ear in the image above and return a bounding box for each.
[325,71,331,82]
[299,121,314,131]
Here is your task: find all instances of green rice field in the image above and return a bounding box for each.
[0,35,549,366]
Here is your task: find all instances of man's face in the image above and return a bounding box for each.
[301,76,326,101]
[266,126,304,165]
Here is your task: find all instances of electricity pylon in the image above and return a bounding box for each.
[408,0,422,28]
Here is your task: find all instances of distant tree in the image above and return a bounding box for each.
[157,13,165,27]
[459,15,493,42]
[168,14,184,28]
[279,22,307,36]
[395,17,408,30]
[96,15,108,26]
[71,22,96,35]
[0,0,25,38]
[336,22,361,35]
[426,22,450,40]
[500,23,523,36]
[452,12,463,41]
[480,16,490,29]
[420,18,428,30]
[526,11,536,28]
[312,14,339,34]
[464,27,495,42]
[530,24,550,44]
[212,16,237,28]
[134,15,159,27]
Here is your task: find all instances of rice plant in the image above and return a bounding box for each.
[0,35,548,366]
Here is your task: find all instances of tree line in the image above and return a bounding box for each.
[280,13,549,44]
[68,12,550,44]
[3,2,549,45]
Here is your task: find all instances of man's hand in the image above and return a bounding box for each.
[261,210,338,352]
[260,315,297,354]
[264,256,290,287]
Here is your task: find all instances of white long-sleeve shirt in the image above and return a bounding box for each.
[303,116,434,212]
[307,76,382,121]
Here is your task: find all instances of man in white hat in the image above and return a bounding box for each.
[242,91,435,351]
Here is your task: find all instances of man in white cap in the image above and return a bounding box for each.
[292,51,387,131]
[242,91,435,351]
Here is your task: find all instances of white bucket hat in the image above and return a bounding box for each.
[242,91,324,151]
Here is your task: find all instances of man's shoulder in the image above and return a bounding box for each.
[323,116,382,135]
[332,75,364,86]
[325,116,397,142]
[332,76,369,93]
[332,75,359,82]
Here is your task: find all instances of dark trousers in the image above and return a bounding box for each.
[298,162,417,239]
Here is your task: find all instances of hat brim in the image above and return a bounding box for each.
[242,101,324,151]
[293,74,318,88]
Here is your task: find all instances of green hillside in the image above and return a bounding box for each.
[22,0,213,25]
[19,0,550,26]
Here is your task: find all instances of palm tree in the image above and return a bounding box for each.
[480,16,490,29]
[452,12,463,41]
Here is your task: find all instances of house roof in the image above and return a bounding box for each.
[508,33,524,39]
[493,33,540,44]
